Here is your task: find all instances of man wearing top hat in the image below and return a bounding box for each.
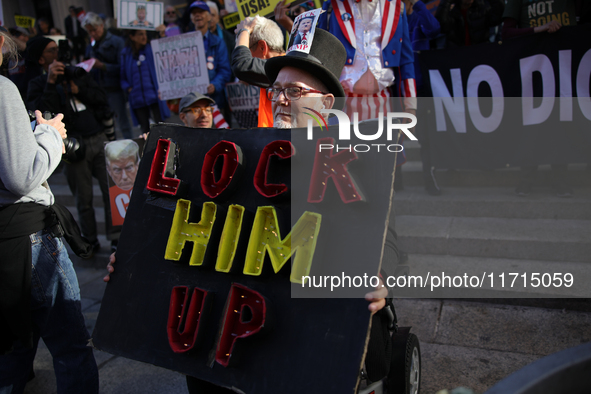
[265,24,346,130]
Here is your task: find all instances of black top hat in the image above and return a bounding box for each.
[265,28,346,98]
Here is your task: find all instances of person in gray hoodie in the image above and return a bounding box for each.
[0,30,98,393]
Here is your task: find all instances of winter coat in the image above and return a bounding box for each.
[86,32,125,90]
[120,44,170,126]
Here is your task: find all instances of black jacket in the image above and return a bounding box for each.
[64,15,87,41]
[436,0,504,47]
[231,45,271,88]
[26,72,109,138]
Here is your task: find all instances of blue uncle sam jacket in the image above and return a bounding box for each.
[318,0,417,98]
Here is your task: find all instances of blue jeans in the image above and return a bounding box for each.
[107,90,133,139]
[0,230,98,394]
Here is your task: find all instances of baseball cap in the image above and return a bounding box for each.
[179,92,215,112]
[188,1,210,12]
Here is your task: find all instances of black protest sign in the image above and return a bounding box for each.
[419,25,591,169]
[222,12,240,29]
[93,123,397,393]
[225,82,260,128]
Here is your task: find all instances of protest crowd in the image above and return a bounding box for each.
[0,0,590,392]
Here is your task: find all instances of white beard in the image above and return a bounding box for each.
[274,117,298,129]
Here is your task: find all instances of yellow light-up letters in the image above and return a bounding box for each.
[215,204,245,273]
[165,199,217,266]
[244,207,321,283]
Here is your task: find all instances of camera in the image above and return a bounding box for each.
[57,40,86,82]
[28,110,85,163]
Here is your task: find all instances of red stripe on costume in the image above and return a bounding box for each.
[390,0,401,44]
[213,106,229,129]
[332,0,356,48]
[403,78,417,98]
[381,0,401,49]
[381,0,390,39]
[345,90,392,121]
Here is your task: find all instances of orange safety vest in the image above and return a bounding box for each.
[258,88,274,128]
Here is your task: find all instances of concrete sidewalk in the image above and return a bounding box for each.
[22,251,591,394]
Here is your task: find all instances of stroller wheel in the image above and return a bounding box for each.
[388,331,421,394]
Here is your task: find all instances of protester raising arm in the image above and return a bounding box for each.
[231,17,273,88]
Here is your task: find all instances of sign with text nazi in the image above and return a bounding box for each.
[151,32,210,101]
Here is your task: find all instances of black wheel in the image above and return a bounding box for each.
[388,332,421,394]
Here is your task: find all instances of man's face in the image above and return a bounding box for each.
[209,7,219,31]
[39,21,50,33]
[179,99,214,128]
[298,18,312,33]
[39,41,59,68]
[164,7,177,23]
[272,66,330,129]
[107,156,139,190]
[85,24,105,41]
[130,30,148,46]
[107,157,138,190]
[191,8,211,31]
[137,8,147,21]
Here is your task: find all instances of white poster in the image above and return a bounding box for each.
[286,8,322,54]
[151,31,210,101]
[118,0,163,31]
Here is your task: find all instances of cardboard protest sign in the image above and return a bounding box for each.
[222,12,240,30]
[105,139,145,227]
[151,32,210,101]
[118,0,163,31]
[14,15,35,29]
[287,8,321,53]
[93,121,398,392]
[237,0,296,20]
[225,82,260,128]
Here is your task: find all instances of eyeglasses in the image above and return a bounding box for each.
[166,11,177,15]
[266,86,326,102]
[44,47,59,54]
[183,106,213,116]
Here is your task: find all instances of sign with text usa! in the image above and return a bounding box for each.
[93,123,398,393]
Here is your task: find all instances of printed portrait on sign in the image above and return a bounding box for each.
[118,0,163,31]
[105,139,144,226]
[287,8,322,53]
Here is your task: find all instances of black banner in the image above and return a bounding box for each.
[419,25,591,169]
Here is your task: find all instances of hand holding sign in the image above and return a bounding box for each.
[274,0,293,31]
